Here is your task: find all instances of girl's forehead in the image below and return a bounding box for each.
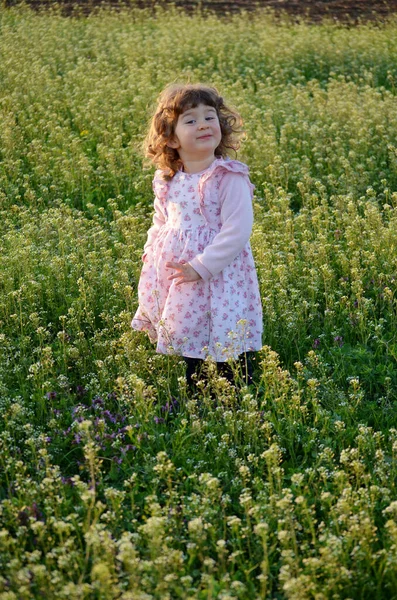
[180,103,217,115]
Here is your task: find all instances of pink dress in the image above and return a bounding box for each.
[131,157,263,361]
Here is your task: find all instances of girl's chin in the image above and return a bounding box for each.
[184,152,216,161]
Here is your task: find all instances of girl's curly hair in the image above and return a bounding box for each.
[144,83,243,179]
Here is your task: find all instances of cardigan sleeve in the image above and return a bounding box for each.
[189,172,254,280]
[142,195,166,261]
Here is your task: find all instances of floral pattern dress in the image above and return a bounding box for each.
[131,158,263,361]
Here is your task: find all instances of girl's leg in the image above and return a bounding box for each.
[216,360,234,383]
[185,352,257,391]
[216,352,256,386]
[183,357,204,390]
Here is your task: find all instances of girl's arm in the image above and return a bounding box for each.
[189,172,254,280]
[142,195,166,262]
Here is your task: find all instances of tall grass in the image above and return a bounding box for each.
[1,5,397,598]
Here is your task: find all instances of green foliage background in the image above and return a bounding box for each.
[1,5,397,599]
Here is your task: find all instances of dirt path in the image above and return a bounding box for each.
[4,0,397,23]
[160,0,397,23]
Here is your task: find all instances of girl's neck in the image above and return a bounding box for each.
[181,155,217,174]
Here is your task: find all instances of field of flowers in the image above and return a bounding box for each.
[1,4,397,598]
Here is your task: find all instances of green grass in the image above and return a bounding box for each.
[1,4,397,598]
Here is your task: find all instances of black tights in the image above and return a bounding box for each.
[184,353,255,390]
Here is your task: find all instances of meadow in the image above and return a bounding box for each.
[1,4,397,598]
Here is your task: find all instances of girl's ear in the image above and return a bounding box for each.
[166,136,180,149]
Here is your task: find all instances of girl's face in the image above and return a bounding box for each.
[168,103,222,164]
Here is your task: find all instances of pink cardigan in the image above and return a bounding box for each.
[143,158,255,282]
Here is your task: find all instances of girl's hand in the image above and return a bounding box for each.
[166,261,202,285]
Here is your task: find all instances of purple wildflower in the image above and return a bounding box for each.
[161,397,179,414]
[334,335,344,347]
[121,444,136,454]
[103,410,117,424]
[92,396,104,409]
[61,477,74,486]
[71,404,85,417]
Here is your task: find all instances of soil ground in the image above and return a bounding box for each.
[4,0,397,23]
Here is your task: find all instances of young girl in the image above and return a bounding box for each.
[131,83,263,386]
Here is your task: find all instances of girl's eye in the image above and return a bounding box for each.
[206,116,215,120]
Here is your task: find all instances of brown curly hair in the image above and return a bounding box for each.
[144,83,243,179]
